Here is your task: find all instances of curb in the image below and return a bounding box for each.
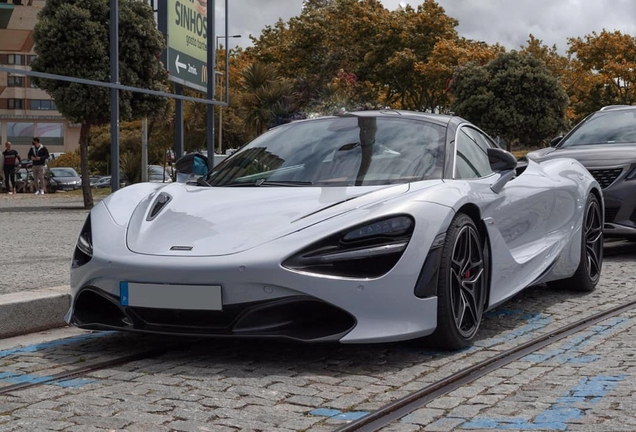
[0,286,70,339]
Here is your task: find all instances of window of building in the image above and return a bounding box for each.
[7,122,34,145]
[27,55,38,65]
[7,99,24,109]
[30,100,57,110]
[37,123,64,146]
[7,76,24,87]
[7,54,23,65]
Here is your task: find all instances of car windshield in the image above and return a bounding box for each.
[561,110,636,147]
[206,116,446,187]
[51,168,79,177]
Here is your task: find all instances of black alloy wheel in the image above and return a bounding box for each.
[549,193,603,292]
[428,214,487,350]
[584,196,603,283]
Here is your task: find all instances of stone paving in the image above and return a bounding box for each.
[0,249,634,431]
[1,194,636,431]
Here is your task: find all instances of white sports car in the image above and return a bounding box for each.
[66,111,603,349]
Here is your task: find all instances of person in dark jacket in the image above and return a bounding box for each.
[2,141,21,194]
[28,138,49,195]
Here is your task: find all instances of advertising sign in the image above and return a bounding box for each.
[159,0,210,92]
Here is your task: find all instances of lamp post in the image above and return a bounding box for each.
[216,34,241,154]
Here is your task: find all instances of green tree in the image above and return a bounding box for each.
[31,0,168,208]
[451,51,568,150]
[238,63,299,136]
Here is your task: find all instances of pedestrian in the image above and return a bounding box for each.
[2,141,21,195]
[28,138,49,195]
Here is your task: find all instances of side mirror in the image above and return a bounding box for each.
[174,153,209,176]
[550,136,563,147]
[487,148,517,172]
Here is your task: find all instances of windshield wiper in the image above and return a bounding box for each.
[196,176,212,187]
[221,180,314,187]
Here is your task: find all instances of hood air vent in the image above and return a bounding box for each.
[147,193,172,221]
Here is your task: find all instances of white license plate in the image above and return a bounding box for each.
[120,282,222,310]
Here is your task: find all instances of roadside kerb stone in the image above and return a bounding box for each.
[0,286,70,339]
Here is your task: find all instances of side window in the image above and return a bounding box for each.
[455,128,493,179]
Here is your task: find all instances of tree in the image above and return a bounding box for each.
[31,0,168,208]
[451,51,568,150]
[238,63,300,136]
[567,30,636,121]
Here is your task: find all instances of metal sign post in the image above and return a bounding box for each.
[110,0,120,192]
[206,0,216,166]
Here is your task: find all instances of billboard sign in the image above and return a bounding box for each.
[159,0,210,92]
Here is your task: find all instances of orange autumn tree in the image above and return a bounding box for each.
[567,30,636,121]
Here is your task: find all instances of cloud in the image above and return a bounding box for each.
[214,0,636,52]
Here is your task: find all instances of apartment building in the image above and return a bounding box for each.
[0,0,80,159]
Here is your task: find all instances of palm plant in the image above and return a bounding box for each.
[239,63,299,136]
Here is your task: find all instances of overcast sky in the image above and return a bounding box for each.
[215,0,636,53]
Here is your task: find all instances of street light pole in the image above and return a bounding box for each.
[216,34,241,154]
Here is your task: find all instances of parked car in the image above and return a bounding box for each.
[93,176,112,189]
[66,111,603,350]
[15,168,34,193]
[89,176,103,187]
[93,174,130,189]
[46,167,81,192]
[526,105,636,240]
[148,165,172,183]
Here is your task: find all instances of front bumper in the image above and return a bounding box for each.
[602,179,636,238]
[67,200,450,343]
[69,287,356,342]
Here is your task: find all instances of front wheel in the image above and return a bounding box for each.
[549,194,603,292]
[428,214,487,350]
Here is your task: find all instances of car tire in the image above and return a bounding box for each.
[428,213,487,350]
[549,194,603,292]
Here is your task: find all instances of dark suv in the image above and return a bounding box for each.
[526,105,636,239]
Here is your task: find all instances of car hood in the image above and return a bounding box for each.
[125,182,433,257]
[528,144,636,168]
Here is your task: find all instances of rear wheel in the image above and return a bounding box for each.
[549,194,603,292]
[428,214,487,350]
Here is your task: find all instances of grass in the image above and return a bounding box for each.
[61,188,112,198]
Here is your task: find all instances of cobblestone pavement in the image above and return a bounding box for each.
[0,245,634,431]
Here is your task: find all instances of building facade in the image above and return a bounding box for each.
[0,0,80,159]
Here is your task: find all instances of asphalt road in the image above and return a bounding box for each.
[0,194,91,295]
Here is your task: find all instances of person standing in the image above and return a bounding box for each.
[28,138,49,195]
[2,141,21,194]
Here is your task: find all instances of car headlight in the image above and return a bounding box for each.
[73,215,93,268]
[283,215,414,278]
[626,165,636,180]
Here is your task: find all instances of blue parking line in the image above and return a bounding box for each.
[476,310,552,348]
[309,408,370,421]
[0,331,114,358]
[0,371,96,388]
[521,317,628,364]
[459,375,625,430]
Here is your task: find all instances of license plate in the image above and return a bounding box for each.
[120,282,222,310]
